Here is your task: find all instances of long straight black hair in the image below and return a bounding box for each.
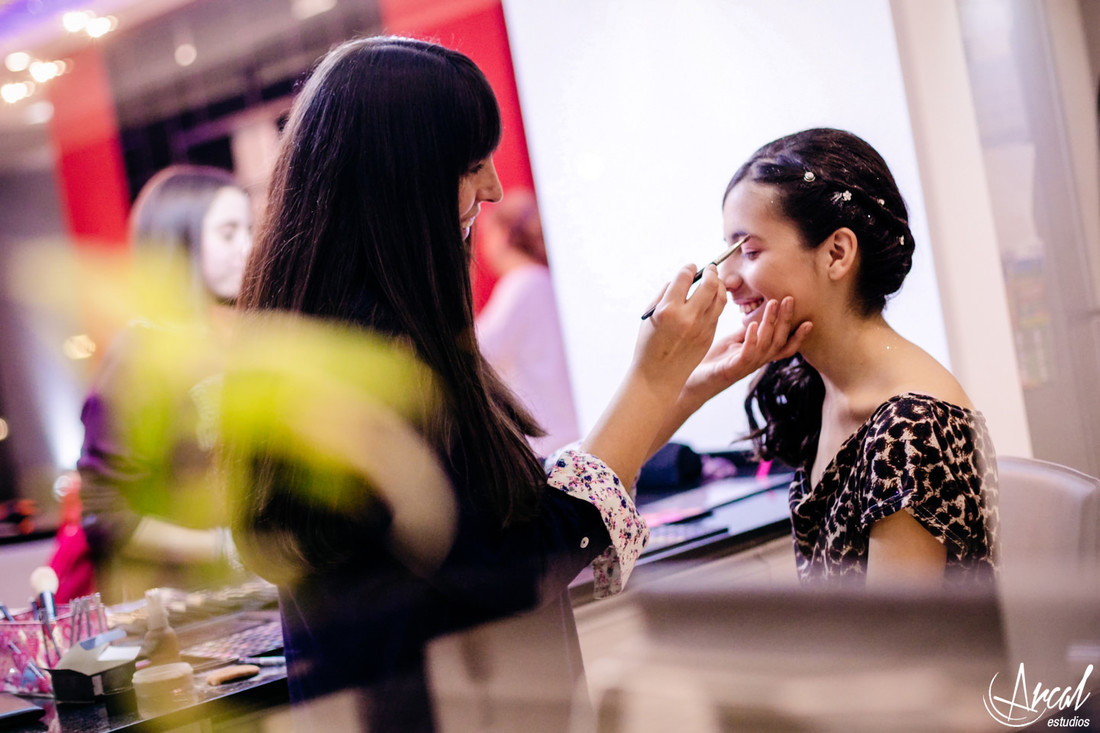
[731,128,916,469]
[235,37,546,574]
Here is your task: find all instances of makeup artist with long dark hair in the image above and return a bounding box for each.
[227,36,799,732]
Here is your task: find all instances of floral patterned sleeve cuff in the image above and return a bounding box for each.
[545,446,649,599]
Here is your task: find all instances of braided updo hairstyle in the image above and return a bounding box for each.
[731,128,915,468]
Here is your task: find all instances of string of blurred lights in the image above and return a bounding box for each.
[1,8,118,106]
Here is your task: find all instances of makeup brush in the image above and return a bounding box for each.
[30,566,61,666]
[30,567,58,622]
[641,235,748,320]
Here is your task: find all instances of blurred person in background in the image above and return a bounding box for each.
[227,35,735,733]
[75,164,254,603]
[475,189,580,457]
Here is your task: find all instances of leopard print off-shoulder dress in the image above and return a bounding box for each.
[788,392,999,585]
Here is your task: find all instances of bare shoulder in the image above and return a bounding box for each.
[894,342,974,411]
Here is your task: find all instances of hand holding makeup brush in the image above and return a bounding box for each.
[691,297,813,394]
[641,236,748,320]
[645,296,814,457]
[581,263,726,489]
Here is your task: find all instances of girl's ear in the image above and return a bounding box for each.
[822,227,858,281]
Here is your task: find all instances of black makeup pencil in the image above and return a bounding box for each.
[641,235,748,320]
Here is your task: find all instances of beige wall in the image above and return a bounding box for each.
[1050,0,1100,305]
[890,0,1033,458]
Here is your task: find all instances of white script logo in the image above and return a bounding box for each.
[984,663,1093,727]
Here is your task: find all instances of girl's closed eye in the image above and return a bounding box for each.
[741,248,760,261]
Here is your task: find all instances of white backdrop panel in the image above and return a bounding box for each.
[503,0,949,452]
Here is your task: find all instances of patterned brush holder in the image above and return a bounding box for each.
[0,594,110,696]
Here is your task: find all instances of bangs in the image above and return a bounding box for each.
[450,54,502,166]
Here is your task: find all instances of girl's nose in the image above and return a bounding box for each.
[717,257,743,290]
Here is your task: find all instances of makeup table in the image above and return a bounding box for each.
[5,604,289,733]
[7,664,288,733]
[5,471,793,732]
[570,469,794,605]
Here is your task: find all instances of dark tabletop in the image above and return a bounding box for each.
[6,470,792,732]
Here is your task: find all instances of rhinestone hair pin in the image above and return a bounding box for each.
[803,171,815,182]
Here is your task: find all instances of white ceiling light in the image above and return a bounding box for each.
[62,10,93,33]
[29,60,60,82]
[174,43,197,67]
[1,82,33,104]
[5,52,31,72]
[86,15,117,38]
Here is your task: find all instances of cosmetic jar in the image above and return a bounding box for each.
[131,662,196,717]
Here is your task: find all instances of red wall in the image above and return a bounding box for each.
[47,45,130,250]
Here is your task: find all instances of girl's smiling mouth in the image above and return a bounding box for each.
[736,297,765,320]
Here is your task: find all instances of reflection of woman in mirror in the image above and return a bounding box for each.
[655,128,998,587]
[77,165,254,602]
[230,36,727,732]
[475,189,580,456]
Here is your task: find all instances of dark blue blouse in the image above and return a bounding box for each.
[279,486,611,732]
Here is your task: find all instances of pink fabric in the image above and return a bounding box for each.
[49,523,96,602]
[477,265,580,457]
[47,475,97,602]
